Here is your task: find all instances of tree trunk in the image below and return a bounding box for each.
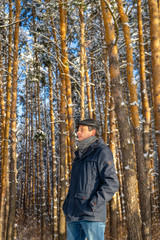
[0,0,12,238]
[0,41,5,168]
[116,0,152,238]
[137,0,151,202]
[59,3,68,239]
[59,0,75,162]
[101,0,142,239]
[148,0,160,214]
[109,97,119,240]
[79,2,85,120]
[84,52,93,118]
[30,86,36,214]
[7,0,20,239]
[58,76,67,240]
[48,64,58,239]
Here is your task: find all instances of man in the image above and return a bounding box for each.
[63,119,119,240]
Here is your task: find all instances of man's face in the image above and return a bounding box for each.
[77,125,95,141]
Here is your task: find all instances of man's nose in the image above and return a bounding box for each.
[77,130,80,135]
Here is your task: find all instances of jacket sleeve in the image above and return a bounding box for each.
[89,147,119,210]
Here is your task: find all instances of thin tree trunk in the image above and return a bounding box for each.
[0,41,5,167]
[90,56,96,120]
[30,86,36,215]
[79,2,85,120]
[48,64,58,239]
[84,53,93,119]
[37,85,45,240]
[109,96,119,240]
[43,96,52,221]
[24,76,29,218]
[95,81,104,134]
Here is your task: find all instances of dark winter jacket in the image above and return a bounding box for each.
[62,138,119,222]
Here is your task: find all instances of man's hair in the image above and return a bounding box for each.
[88,126,100,138]
[77,119,100,138]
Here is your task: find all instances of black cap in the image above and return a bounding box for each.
[77,119,99,130]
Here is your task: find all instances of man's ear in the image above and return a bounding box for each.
[92,129,96,136]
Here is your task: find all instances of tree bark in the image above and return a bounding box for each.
[59,0,75,162]
[0,0,12,238]
[109,97,119,240]
[59,3,68,239]
[79,2,85,120]
[101,0,142,239]
[148,0,160,214]
[48,63,58,239]
[116,0,152,238]
[7,0,20,239]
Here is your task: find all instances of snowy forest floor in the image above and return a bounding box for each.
[15,215,160,240]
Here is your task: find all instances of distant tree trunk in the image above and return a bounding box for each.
[32,8,46,238]
[32,6,40,223]
[66,117,72,173]
[24,77,29,218]
[48,64,58,239]
[85,60,93,119]
[37,83,45,240]
[90,56,96,120]
[0,0,12,238]
[43,96,52,221]
[109,96,119,240]
[95,82,104,134]
[7,0,20,239]
[116,0,152,238]
[104,61,110,143]
[84,50,93,118]
[30,86,36,214]
[0,41,5,166]
[79,2,85,119]
[35,95,40,222]
[101,1,143,239]
[148,0,160,213]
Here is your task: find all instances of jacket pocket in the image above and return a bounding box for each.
[74,192,93,217]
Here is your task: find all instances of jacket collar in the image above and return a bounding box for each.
[75,138,102,160]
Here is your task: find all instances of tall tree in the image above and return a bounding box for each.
[59,1,67,239]
[0,0,13,238]
[7,0,21,236]
[148,0,160,211]
[48,61,58,239]
[101,0,142,239]
[137,0,151,183]
[59,0,75,162]
[79,2,85,119]
[109,96,119,239]
[116,0,152,238]
[0,41,5,167]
